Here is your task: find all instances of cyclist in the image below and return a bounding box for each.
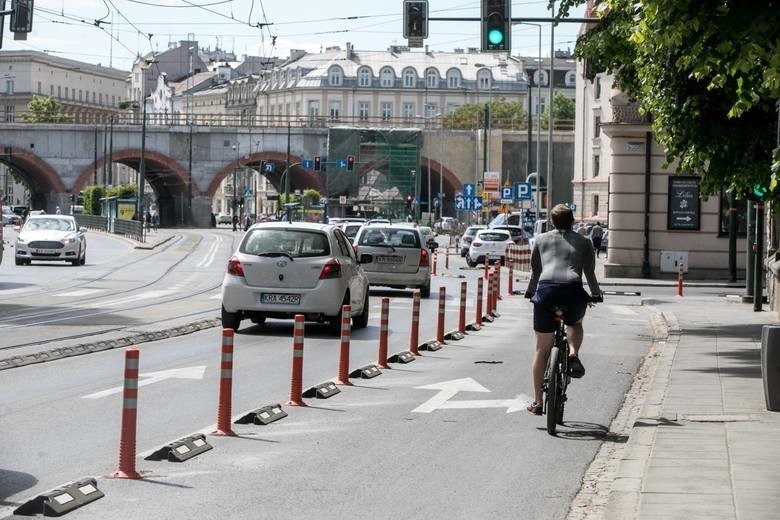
[524,204,602,415]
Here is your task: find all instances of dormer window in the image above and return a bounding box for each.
[565,70,576,87]
[328,66,343,86]
[534,70,548,87]
[358,67,372,87]
[380,67,395,87]
[446,69,461,88]
[477,69,492,89]
[403,68,417,88]
[425,68,439,88]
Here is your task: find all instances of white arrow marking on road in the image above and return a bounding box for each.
[81,365,207,399]
[412,378,531,414]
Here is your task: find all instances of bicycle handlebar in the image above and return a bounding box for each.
[522,289,603,304]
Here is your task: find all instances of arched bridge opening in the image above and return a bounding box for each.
[0,146,66,212]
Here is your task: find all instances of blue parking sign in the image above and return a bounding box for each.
[501,186,513,201]
[515,182,532,200]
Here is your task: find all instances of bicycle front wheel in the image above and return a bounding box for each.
[545,346,561,435]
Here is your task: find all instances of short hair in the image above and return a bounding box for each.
[550,204,574,230]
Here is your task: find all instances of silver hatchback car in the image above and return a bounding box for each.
[353,224,432,297]
[221,222,370,333]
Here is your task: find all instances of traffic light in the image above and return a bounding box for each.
[481,0,511,52]
[405,195,413,210]
[10,0,33,37]
[403,0,428,39]
[347,155,355,171]
[313,156,321,171]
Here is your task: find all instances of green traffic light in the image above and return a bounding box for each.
[753,185,768,198]
[488,29,504,45]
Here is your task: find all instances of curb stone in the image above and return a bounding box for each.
[566,303,672,520]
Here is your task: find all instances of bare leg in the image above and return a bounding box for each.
[566,320,584,356]
[532,331,555,405]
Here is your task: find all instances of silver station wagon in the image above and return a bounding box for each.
[221,222,370,333]
[353,224,432,297]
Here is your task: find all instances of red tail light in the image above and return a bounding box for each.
[419,248,429,267]
[353,245,359,256]
[472,241,483,248]
[227,256,245,277]
[319,259,342,279]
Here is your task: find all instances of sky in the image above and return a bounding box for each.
[2,0,587,71]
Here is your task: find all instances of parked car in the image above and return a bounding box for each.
[466,229,513,267]
[2,205,20,225]
[14,215,87,266]
[216,213,233,225]
[220,222,369,334]
[417,225,438,250]
[492,225,531,246]
[459,225,486,257]
[353,223,432,297]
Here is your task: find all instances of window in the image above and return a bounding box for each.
[79,89,83,101]
[5,80,13,94]
[403,68,416,88]
[92,92,96,103]
[57,86,61,98]
[592,194,599,216]
[112,95,115,106]
[358,101,370,121]
[594,155,600,178]
[538,96,546,115]
[565,71,576,87]
[99,93,103,105]
[425,103,438,119]
[446,69,461,88]
[329,101,340,121]
[595,76,601,99]
[594,116,601,138]
[477,69,491,89]
[358,67,371,87]
[4,105,14,122]
[328,66,343,86]
[718,187,747,237]
[65,87,69,99]
[308,100,320,119]
[425,68,439,88]
[50,85,54,96]
[37,81,41,94]
[380,68,394,87]
[402,102,414,120]
[381,102,392,121]
[534,70,548,87]
[447,103,459,115]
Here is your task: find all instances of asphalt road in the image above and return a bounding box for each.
[0,229,653,519]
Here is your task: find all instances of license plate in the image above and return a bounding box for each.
[260,293,301,305]
[376,255,403,264]
[32,248,58,254]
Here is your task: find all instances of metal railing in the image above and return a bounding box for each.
[74,214,144,243]
[611,103,651,124]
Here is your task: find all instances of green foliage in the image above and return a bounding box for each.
[302,189,321,206]
[540,92,576,130]
[558,0,780,202]
[21,96,72,123]
[106,184,138,199]
[443,99,527,130]
[82,185,105,215]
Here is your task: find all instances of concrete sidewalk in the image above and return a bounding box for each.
[571,257,780,519]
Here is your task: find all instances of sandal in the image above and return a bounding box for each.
[526,401,543,416]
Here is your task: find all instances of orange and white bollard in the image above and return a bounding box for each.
[483,260,489,279]
[458,281,467,334]
[410,290,421,356]
[212,329,236,436]
[677,262,684,297]
[486,273,493,316]
[493,268,500,313]
[475,277,484,325]
[336,305,353,385]
[436,286,446,344]
[432,250,438,276]
[113,348,142,479]
[377,298,390,369]
[508,265,514,296]
[496,263,502,300]
[286,315,307,406]
[445,247,450,270]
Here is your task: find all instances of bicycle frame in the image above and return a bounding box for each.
[544,310,571,434]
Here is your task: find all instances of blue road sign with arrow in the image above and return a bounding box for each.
[455,195,466,210]
[264,163,276,173]
[463,184,475,197]
[302,160,313,169]
[337,159,348,168]
[472,196,483,210]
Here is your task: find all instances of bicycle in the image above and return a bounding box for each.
[543,295,601,435]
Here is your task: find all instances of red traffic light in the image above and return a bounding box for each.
[347,155,355,171]
[406,195,412,202]
[313,156,321,171]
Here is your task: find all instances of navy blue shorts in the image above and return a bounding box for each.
[530,281,589,333]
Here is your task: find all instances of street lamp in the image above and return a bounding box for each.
[232,144,238,222]
[136,58,157,220]
[520,22,543,222]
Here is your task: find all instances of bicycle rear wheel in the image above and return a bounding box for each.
[545,346,561,435]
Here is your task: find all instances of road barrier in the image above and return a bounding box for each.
[212,329,236,436]
[496,264,502,300]
[492,268,501,317]
[678,262,684,297]
[483,261,489,279]
[473,277,484,328]
[432,250,438,276]
[436,286,446,344]
[113,348,142,479]
[377,297,390,369]
[458,281,467,334]
[445,247,450,270]
[145,434,213,462]
[14,478,104,517]
[409,290,421,356]
[508,265,514,295]
[336,305,353,385]
[286,315,307,406]
[506,244,531,272]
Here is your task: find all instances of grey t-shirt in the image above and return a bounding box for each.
[527,228,601,295]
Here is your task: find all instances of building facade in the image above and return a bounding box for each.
[0,50,127,124]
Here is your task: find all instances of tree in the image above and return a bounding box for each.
[443,99,526,130]
[557,0,780,201]
[21,96,72,123]
[540,92,576,130]
[82,185,105,215]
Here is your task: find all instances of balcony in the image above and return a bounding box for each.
[610,103,651,124]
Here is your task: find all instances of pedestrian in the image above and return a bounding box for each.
[232,214,238,232]
[210,213,217,228]
[244,214,252,231]
[145,210,152,232]
[590,222,604,258]
[151,211,159,231]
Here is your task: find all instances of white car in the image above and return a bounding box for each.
[14,215,87,266]
[2,206,21,226]
[466,229,513,267]
[220,222,370,333]
[353,223,432,297]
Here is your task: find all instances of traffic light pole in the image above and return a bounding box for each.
[428,17,598,23]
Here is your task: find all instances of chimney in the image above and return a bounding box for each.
[346,42,353,59]
[289,49,306,61]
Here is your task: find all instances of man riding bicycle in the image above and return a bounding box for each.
[524,204,602,415]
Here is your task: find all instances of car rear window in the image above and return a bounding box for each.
[478,232,510,241]
[242,229,330,258]
[465,227,482,236]
[358,227,421,248]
